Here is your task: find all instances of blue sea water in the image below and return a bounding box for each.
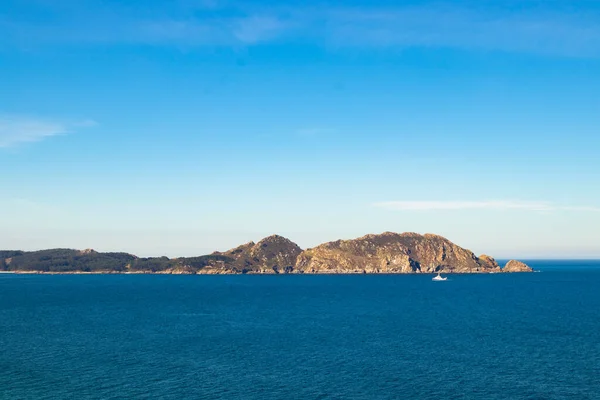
[1,261,600,400]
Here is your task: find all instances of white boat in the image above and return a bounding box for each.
[432,272,447,281]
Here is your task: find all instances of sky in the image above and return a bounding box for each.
[1,0,600,258]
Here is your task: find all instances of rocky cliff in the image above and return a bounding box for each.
[294,232,501,274]
[502,260,533,273]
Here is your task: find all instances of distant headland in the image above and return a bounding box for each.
[0,232,533,274]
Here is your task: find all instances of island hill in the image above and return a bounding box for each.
[1,232,533,274]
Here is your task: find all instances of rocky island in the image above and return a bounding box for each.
[0,232,532,274]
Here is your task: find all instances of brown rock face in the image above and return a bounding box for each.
[210,235,302,273]
[79,249,97,255]
[294,232,501,274]
[162,265,197,275]
[503,260,533,273]
[478,255,502,272]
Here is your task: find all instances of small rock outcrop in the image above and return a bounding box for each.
[478,255,502,272]
[503,260,533,273]
[162,265,197,274]
[79,249,97,255]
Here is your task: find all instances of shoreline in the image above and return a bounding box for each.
[3,270,521,275]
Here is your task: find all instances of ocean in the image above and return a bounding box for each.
[1,260,599,399]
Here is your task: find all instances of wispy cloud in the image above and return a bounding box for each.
[232,15,290,44]
[0,115,96,148]
[322,6,600,56]
[2,2,600,56]
[373,200,600,212]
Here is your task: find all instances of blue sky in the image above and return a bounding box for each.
[1,0,599,258]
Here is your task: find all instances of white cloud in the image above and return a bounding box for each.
[0,115,96,148]
[561,206,600,212]
[3,2,600,56]
[373,200,600,212]
[318,6,600,56]
[232,15,289,44]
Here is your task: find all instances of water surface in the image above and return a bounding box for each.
[1,261,599,399]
